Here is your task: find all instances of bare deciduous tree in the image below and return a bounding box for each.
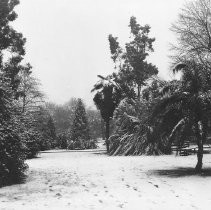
[171,0,211,68]
[18,65,44,113]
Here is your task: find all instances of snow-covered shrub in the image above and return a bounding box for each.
[0,122,28,187]
[57,132,68,149]
[0,85,28,187]
[21,129,40,159]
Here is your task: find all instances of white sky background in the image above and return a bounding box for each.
[14,0,186,107]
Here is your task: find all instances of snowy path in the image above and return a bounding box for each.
[1,146,211,210]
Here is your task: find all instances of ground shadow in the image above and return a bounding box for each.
[93,151,108,155]
[149,167,211,178]
[28,156,41,159]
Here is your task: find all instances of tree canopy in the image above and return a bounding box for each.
[108,16,158,99]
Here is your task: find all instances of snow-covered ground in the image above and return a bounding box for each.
[1,144,211,210]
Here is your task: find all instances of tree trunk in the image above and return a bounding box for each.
[105,120,110,153]
[195,138,203,172]
[195,121,204,172]
[137,85,141,100]
[101,118,105,140]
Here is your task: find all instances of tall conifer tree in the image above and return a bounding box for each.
[68,99,90,149]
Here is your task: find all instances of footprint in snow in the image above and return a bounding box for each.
[148,181,159,188]
[90,183,97,187]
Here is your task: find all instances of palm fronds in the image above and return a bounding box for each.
[109,99,163,156]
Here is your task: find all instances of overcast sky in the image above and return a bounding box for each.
[14,0,186,107]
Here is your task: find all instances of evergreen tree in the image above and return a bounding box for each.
[0,0,28,186]
[68,99,91,149]
[0,77,27,186]
[57,132,68,149]
[108,16,158,99]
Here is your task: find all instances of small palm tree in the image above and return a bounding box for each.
[91,75,122,152]
[152,61,211,172]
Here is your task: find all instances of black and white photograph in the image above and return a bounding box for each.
[0,0,211,209]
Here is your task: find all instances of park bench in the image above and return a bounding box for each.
[179,148,191,156]
[179,145,211,156]
[171,141,191,156]
[171,140,211,156]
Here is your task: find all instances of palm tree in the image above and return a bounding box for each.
[152,61,211,172]
[91,75,122,152]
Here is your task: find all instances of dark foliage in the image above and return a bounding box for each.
[108,16,158,99]
[0,0,29,187]
[0,80,27,186]
[92,76,122,151]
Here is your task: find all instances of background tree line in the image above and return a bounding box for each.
[46,98,103,149]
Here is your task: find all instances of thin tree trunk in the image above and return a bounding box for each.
[195,138,203,172]
[195,121,204,172]
[166,136,175,154]
[105,120,110,152]
[137,85,140,100]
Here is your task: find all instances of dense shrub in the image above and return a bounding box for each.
[21,130,40,159]
[0,90,28,186]
[56,133,68,149]
[0,126,27,186]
